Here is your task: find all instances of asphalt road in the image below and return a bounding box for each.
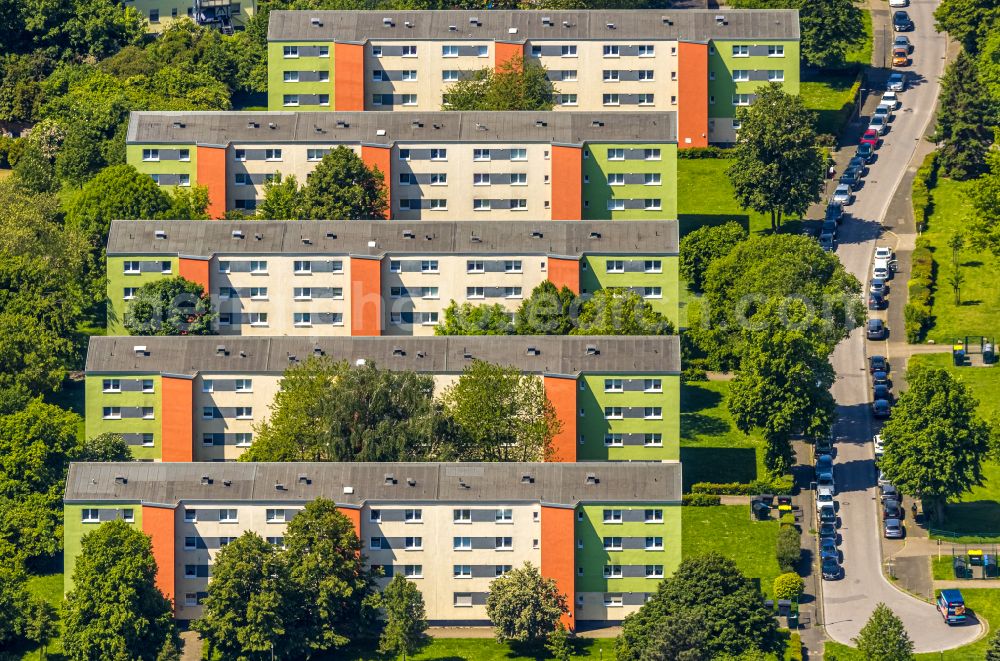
[817,0,984,651]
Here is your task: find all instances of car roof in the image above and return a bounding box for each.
[941,589,964,601]
[885,518,901,525]
[869,318,883,326]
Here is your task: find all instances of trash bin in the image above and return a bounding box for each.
[788,612,799,629]
[985,343,995,365]
[954,348,966,366]
[777,600,792,616]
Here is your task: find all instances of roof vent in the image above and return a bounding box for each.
[424,234,432,241]
[662,16,673,25]
[384,473,396,485]
[201,475,212,485]
[326,232,337,239]
[232,229,245,239]
[298,474,311,484]
[403,229,415,239]
[470,234,482,243]
[383,17,393,26]
[591,120,604,127]
[535,119,547,127]
[336,119,347,128]
[376,129,386,136]
[356,358,366,366]
[589,231,601,239]
[254,232,263,240]
[411,120,422,128]
[526,346,540,356]
[288,354,297,363]
[586,344,599,356]
[606,22,616,29]
[114,475,127,485]
[562,20,571,27]
[508,27,518,34]
[133,345,147,355]
[239,350,246,357]
[343,486,354,494]
[416,350,425,358]
[715,14,726,24]
[216,344,227,355]
[313,345,324,356]
[154,230,167,239]
[302,237,311,244]
[392,347,405,356]
[475,123,487,131]
[458,478,470,489]
[542,16,552,25]
[275,483,286,491]
[448,24,457,31]
[585,473,599,485]
[310,16,321,26]
[433,123,441,129]
[367,240,377,248]
[521,474,534,484]
[404,20,413,27]
[531,230,543,238]
[314,125,325,134]
[223,479,232,487]
[268,122,276,129]
[247,121,259,129]
[469,16,480,25]
[172,120,185,129]
[463,350,472,359]
[406,477,416,486]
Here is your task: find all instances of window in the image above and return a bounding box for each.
[604,379,624,392]
[604,565,623,578]
[495,536,513,550]
[477,45,488,57]
[495,565,512,577]
[638,44,655,57]
[202,406,217,420]
[504,260,522,273]
[732,45,749,57]
[283,71,299,83]
[293,312,312,327]
[264,149,282,162]
[429,172,447,185]
[404,536,422,550]
[369,537,383,550]
[607,199,625,211]
[473,173,491,186]
[293,287,312,300]
[148,8,159,22]
[82,509,99,523]
[467,260,485,273]
[402,45,417,57]
[150,174,160,185]
[768,45,785,57]
[644,148,661,161]
[603,509,623,523]
[454,509,472,523]
[430,148,447,161]
[160,261,172,274]
[103,379,121,393]
[283,46,299,58]
[644,259,663,273]
[267,537,285,548]
[454,593,473,607]
[603,537,623,551]
[646,565,664,578]
[401,70,417,81]
[443,70,459,81]
[607,173,624,186]
[643,286,663,298]
[644,433,663,447]
[103,407,121,420]
[473,148,491,161]
[250,260,268,274]
[473,199,491,211]
[559,94,578,106]
[404,509,422,523]
[561,45,577,57]
[141,407,154,419]
[184,509,197,523]
[220,509,238,523]
[733,94,751,106]
[123,287,137,300]
[607,148,624,160]
[495,508,513,522]
[603,45,620,57]
[236,407,253,419]
[123,261,140,275]
[732,69,749,82]
[511,199,527,211]
[638,70,655,81]
[422,287,439,299]
[177,174,190,187]
[370,510,382,523]
[139,379,154,394]
[454,565,472,578]
[768,69,784,81]
[603,93,620,106]
[401,94,417,106]
[246,287,266,301]
[644,199,662,211]
[442,45,458,57]
[293,260,311,274]
[604,593,624,607]
[319,46,329,57]
[561,70,578,81]
[389,261,401,273]
[266,509,286,523]
[510,148,527,161]
[604,433,623,447]
[643,378,663,393]
[644,407,663,419]
[234,173,250,186]
[638,93,655,106]
[184,537,198,550]
[454,536,472,550]
[420,260,438,273]
[467,287,485,299]
[372,46,382,57]
[141,148,159,162]
[235,433,252,447]
[645,509,664,523]
[606,259,624,273]
[603,69,620,82]
[404,565,422,578]
[283,94,299,107]
[605,407,623,419]
[307,149,324,161]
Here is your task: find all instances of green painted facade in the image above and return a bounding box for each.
[708,39,801,119]
[64,504,142,593]
[106,255,179,334]
[123,0,254,33]
[125,144,197,194]
[581,254,679,326]
[576,373,679,461]
[85,374,163,461]
[575,503,682,593]
[581,143,677,220]
[267,42,335,111]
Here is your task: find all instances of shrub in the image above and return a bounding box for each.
[779,513,796,527]
[690,477,795,496]
[677,145,736,159]
[912,151,940,231]
[681,366,709,383]
[775,526,801,572]
[773,572,805,601]
[683,493,722,506]
[904,238,936,343]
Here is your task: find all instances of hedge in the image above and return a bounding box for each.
[682,493,722,506]
[911,151,940,232]
[690,477,795,496]
[677,145,736,159]
[776,525,801,573]
[904,235,936,343]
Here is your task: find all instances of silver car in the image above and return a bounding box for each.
[888,73,906,92]
[832,184,853,205]
[884,518,904,539]
[868,115,888,135]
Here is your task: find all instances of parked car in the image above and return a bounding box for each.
[819,504,838,526]
[870,278,889,296]
[873,399,891,418]
[860,129,880,148]
[873,434,885,457]
[888,72,907,91]
[883,500,903,520]
[873,257,897,279]
[820,537,839,562]
[881,482,899,500]
[874,384,893,403]
[840,166,863,189]
[884,518,904,539]
[815,432,834,456]
[869,355,889,373]
[817,474,836,494]
[869,292,887,310]
[868,115,888,135]
[816,454,833,478]
[894,35,913,53]
[889,0,907,7]
[825,201,844,224]
[874,104,894,123]
[820,522,839,542]
[822,556,843,580]
[857,143,876,164]
[873,370,890,387]
[819,233,836,252]
[893,10,914,31]
[878,471,893,487]
[875,246,895,261]
[867,318,887,340]
[892,47,910,67]
[833,184,853,205]
[817,486,836,511]
[881,91,900,110]
[937,590,968,625]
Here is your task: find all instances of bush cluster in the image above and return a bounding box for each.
[676,145,736,159]
[904,235,936,343]
[911,151,940,231]
[775,526,802,573]
[682,493,722,506]
[690,477,795,496]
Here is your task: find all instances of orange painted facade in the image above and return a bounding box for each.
[350,257,382,336]
[195,146,228,219]
[160,376,193,462]
[178,257,210,292]
[543,376,577,462]
[337,506,362,536]
[360,145,392,219]
[334,42,365,111]
[677,42,710,149]
[550,146,583,220]
[546,257,580,294]
[494,42,524,70]
[541,505,576,631]
[142,505,176,608]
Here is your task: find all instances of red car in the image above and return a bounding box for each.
[860,129,879,148]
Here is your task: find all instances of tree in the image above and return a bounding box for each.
[435,301,514,335]
[379,574,428,659]
[123,276,216,336]
[442,361,560,462]
[24,596,58,660]
[282,499,380,653]
[727,84,825,231]
[933,52,995,179]
[969,151,1000,254]
[63,520,178,661]
[616,554,781,661]
[513,281,576,335]
[257,173,302,219]
[852,604,914,661]
[0,559,43,652]
[72,432,133,463]
[935,0,1000,52]
[985,627,1000,660]
[948,232,966,305]
[679,221,748,292]
[486,562,567,646]
[444,58,556,111]
[879,366,991,523]
[776,525,802,573]
[241,357,453,462]
[773,573,805,601]
[545,624,573,661]
[797,0,866,68]
[299,146,388,220]
[637,610,709,661]
[572,288,675,335]
[193,532,292,659]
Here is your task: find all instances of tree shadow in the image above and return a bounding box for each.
[680,383,723,413]
[681,413,731,438]
[680,447,758,489]
[678,213,751,237]
[960,300,983,307]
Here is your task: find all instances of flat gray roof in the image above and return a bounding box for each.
[126,111,676,146]
[85,336,681,376]
[268,9,799,42]
[65,461,682,506]
[107,220,678,257]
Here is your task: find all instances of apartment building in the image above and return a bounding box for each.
[105,219,679,337]
[125,110,677,219]
[265,10,800,145]
[84,335,680,463]
[64,461,682,627]
[124,0,254,33]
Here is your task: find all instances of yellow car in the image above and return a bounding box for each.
[892,47,910,67]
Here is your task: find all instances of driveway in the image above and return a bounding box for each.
[818,0,984,651]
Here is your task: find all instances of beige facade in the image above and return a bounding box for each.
[192,373,280,461]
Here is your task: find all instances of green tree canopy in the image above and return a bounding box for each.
[572,288,675,335]
[72,432,133,463]
[444,58,556,111]
[935,0,1000,52]
[727,83,825,230]
[65,164,171,250]
[299,146,388,220]
[969,151,1000,254]
[616,554,781,660]
[0,557,55,653]
[485,562,567,646]
[852,603,914,661]
[378,574,428,659]
[986,627,1000,661]
[436,301,514,335]
[679,221,748,292]
[442,360,560,462]
[513,281,576,335]
[241,357,454,462]
[257,172,302,219]
[934,51,996,180]
[123,276,216,336]
[879,365,991,523]
[797,0,866,68]
[63,520,178,661]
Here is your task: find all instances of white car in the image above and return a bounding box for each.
[873,434,885,457]
[817,474,836,494]
[833,184,853,205]
[817,486,836,512]
[868,115,888,135]
[874,104,894,121]
[875,246,895,261]
[881,91,900,110]
[889,0,908,7]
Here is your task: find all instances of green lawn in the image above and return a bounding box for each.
[799,10,870,136]
[825,588,998,660]
[23,572,64,660]
[680,380,767,489]
[917,178,1000,345]
[682,505,782,597]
